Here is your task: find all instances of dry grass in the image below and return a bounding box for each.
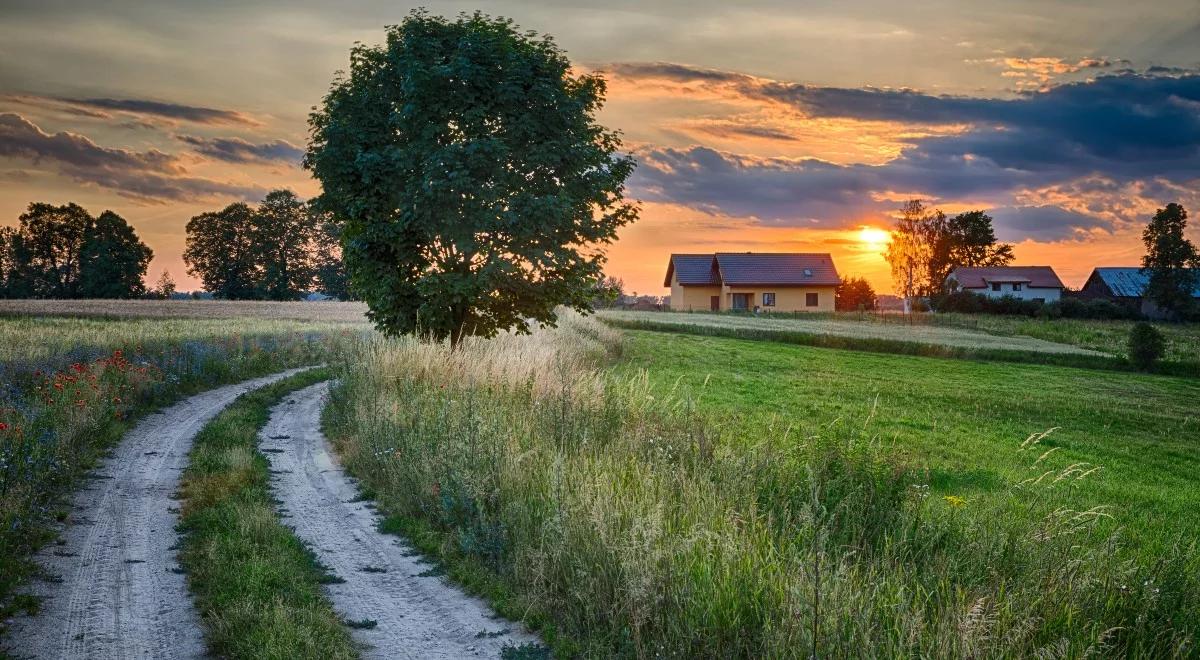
[323,312,1199,657]
[0,299,370,323]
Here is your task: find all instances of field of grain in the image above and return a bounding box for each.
[0,310,352,624]
[0,299,370,323]
[324,313,1199,657]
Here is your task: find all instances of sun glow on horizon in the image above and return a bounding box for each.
[858,226,891,251]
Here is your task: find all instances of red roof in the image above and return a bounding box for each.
[950,266,1064,289]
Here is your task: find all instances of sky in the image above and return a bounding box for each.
[1,1,1199,295]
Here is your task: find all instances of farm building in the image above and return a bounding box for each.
[664,252,840,312]
[1080,267,1200,317]
[946,266,1065,303]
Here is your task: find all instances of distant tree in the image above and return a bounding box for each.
[885,200,934,311]
[591,276,625,308]
[0,226,16,297]
[13,202,92,298]
[79,211,153,298]
[1141,203,1199,318]
[183,203,261,299]
[927,210,1014,293]
[306,11,638,344]
[312,212,353,300]
[835,276,877,311]
[153,271,177,299]
[254,190,320,300]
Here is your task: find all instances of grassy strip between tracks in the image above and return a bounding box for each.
[176,367,359,660]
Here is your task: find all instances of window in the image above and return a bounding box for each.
[806,292,819,307]
[732,293,750,310]
[991,282,1001,291]
[762,292,776,307]
[1012,283,1023,291]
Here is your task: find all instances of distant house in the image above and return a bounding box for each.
[664,252,840,312]
[946,266,1065,303]
[1080,267,1200,316]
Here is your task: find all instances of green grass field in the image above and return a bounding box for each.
[615,330,1200,551]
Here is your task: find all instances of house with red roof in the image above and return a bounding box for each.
[664,253,841,312]
[946,266,1065,303]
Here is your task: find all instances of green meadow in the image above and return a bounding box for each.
[615,329,1200,551]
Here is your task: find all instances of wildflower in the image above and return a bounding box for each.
[943,495,967,508]
[0,422,7,431]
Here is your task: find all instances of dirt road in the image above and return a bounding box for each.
[264,382,539,659]
[5,369,309,660]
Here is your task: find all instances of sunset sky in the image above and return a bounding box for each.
[2,1,1199,295]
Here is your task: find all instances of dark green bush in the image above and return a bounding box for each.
[1128,322,1165,370]
[931,291,1143,320]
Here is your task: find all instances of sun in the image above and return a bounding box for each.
[858,226,891,250]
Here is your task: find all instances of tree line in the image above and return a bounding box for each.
[883,199,1200,319]
[183,189,349,300]
[0,190,350,301]
[0,203,154,299]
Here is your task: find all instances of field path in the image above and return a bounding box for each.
[264,382,539,659]
[5,368,310,660]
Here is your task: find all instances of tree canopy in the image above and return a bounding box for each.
[1141,202,1199,318]
[0,203,152,299]
[885,200,1014,305]
[835,276,878,311]
[305,10,638,343]
[183,189,344,300]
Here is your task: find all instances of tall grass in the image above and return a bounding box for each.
[324,313,1198,657]
[0,325,351,625]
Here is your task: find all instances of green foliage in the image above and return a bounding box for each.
[325,321,1200,657]
[306,10,638,344]
[184,190,340,300]
[1141,203,1200,318]
[184,202,261,299]
[0,203,151,299]
[79,211,154,298]
[886,201,1014,302]
[591,275,624,309]
[177,369,355,660]
[1128,322,1166,370]
[834,276,876,311]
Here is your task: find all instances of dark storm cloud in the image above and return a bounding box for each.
[61,98,260,126]
[623,66,1200,239]
[0,112,262,202]
[176,135,304,164]
[988,205,1111,241]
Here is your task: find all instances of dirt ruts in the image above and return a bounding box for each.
[263,382,540,659]
[5,369,309,660]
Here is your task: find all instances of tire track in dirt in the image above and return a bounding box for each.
[5,368,311,660]
[264,382,540,659]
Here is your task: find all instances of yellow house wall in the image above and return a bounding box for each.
[669,273,721,311]
[724,286,836,312]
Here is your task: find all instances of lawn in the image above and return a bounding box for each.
[615,329,1200,550]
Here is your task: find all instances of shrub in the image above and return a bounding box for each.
[1128,322,1165,370]
[931,291,1144,321]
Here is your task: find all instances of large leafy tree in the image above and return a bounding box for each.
[305,11,638,344]
[313,213,353,300]
[1141,203,1199,318]
[255,189,319,300]
[14,202,92,298]
[0,203,152,299]
[886,201,1014,304]
[885,200,934,310]
[927,210,1014,292]
[79,211,153,298]
[183,202,261,299]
